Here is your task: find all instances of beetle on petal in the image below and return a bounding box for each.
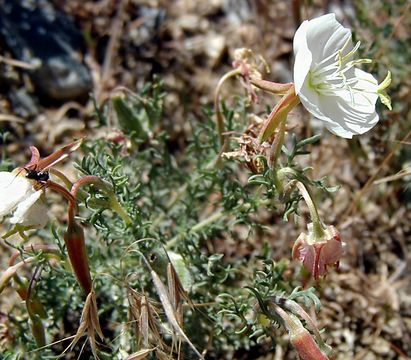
[0,171,48,228]
[0,140,82,231]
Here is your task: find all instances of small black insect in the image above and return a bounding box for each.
[25,169,50,182]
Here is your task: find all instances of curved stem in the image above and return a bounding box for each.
[45,180,77,209]
[250,78,293,95]
[0,255,60,294]
[48,168,73,189]
[258,87,299,143]
[214,68,241,148]
[72,175,132,225]
[295,182,325,239]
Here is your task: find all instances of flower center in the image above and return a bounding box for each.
[308,39,372,99]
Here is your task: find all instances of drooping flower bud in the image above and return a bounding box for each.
[292,223,343,279]
[64,218,92,294]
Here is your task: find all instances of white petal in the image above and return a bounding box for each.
[318,94,379,137]
[299,91,356,138]
[293,20,312,94]
[0,171,32,217]
[324,122,357,139]
[293,19,309,55]
[297,78,335,123]
[10,190,49,228]
[350,68,379,106]
[321,21,352,60]
[305,14,351,63]
[299,75,379,138]
[293,14,381,138]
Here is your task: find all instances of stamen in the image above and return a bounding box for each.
[340,41,361,64]
[315,48,341,68]
[308,37,379,104]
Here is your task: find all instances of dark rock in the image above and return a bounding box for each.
[0,0,92,102]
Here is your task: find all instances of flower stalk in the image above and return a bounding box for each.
[258,86,299,143]
[250,78,293,95]
[294,181,325,240]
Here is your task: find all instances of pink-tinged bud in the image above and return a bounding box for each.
[291,327,329,360]
[64,219,92,294]
[273,304,330,360]
[292,224,343,279]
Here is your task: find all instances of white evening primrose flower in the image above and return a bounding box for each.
[0,171,48,228]
[293,13,391,138]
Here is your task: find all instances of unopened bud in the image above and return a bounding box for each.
[291,327,329,360]
[64,219,92,293]
[274,305,330,360]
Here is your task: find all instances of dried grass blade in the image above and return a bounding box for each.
[65,290,103,358]
[89,291,104,340]
[149,267,204,359]
[167,262,194,309]
[140,295,150,347]
[126,348,155,360]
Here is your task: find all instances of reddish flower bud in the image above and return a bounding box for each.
[273,303,330,360]
[291,327,329,360]
[292,224,343,279]
[64,219,92,293]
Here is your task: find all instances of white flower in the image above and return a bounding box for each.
[293,13,391,138]
[0,171,48,228]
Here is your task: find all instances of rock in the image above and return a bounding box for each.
[0,0,92,102]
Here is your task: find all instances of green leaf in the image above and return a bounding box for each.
[112,96,148,139]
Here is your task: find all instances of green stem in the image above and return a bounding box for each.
[295,182,325,239]
[276,168,325,239]
[109,196,132,225]
[150,148,230,232]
